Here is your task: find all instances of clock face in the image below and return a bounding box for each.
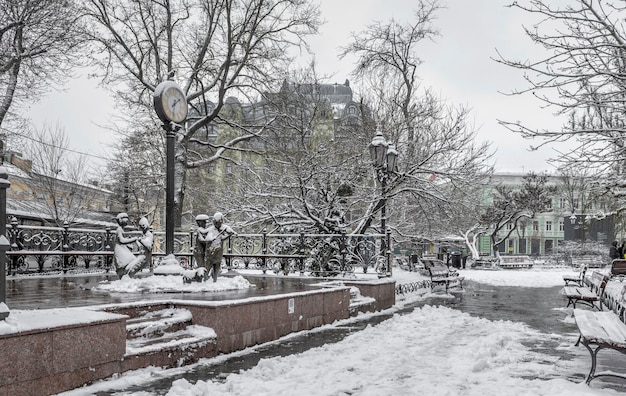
[154,81,188,123]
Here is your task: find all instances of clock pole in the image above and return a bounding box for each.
[164,122,177,256]
[153,78,187,258]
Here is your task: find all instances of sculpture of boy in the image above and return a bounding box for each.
[135,217,153,273]
[193,214,210,271]
[205,212,236,282]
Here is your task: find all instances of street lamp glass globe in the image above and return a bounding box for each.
[369,131,388,167]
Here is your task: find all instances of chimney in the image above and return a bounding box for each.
[10,153,32,175]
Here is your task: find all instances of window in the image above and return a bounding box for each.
[546,221,552,231]
[559,198,566,209]
[545,199,552,209]
[226,163,233,174]
[532,221,539,232]
[559,220,564,232]
[506,223,513,230]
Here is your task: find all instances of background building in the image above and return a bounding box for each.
[477,172,616,256]
[2,151,117,227]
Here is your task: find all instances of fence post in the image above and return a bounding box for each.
[105,226,113,271]
[299,231,305,275]
[340,229,348,272]
[386,228,392,277]
[262,228,267,273]
[62,221,70,273]
[8,216,18,275]
[0,168,11,320]
[226,233,233,271]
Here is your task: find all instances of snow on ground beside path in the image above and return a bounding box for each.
[388,265,574,288]
[165,304,610,396]
[458,268,573,288]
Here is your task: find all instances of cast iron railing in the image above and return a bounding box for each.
[4,221,388,277]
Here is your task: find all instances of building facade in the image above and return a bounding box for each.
[2,151,118,227]
[477,172,616,256]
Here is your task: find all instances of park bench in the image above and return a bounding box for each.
[426,262,464,293]
[497,255,533,269]
[573,283,626,384]
[563,265,587,286]
[572,254,605,269]
[562,271,608,310]
[611,259,626,280]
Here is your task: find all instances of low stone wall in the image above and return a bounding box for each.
[0,279,395,395]
[344,278,396,313]
[182,286,351,354]
[0,310,127,396]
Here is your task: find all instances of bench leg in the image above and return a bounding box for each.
[579,342,626,384]
[581,342,600,384]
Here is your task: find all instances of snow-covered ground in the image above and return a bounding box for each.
[55,265,626,396]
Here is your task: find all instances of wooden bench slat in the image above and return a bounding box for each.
[575,310,626,348]
[563,286,598,301]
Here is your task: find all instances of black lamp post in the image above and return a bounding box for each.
[0,168,10,320]
[369,129,398,276]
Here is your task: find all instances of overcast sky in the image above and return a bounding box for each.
[25,0,564,173]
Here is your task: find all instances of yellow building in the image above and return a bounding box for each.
[2,151,117,227]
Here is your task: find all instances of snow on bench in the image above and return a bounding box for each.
[572,254,605,269]
[573,283,626,384]
[562,271,608,310]
[563,264,587,286]
[497,255,533,269]
[426,263,464,293]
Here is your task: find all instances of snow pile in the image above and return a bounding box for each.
[164,304,596,396]
[459,268,571,288]
[154,263,186,275]
[95,274,252,293]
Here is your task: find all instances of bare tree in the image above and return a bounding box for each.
[80,0,321,227]
[339,0,494,242]
[191,65,371,233]
[106,110,166,226]
[0,0,82,131]
[480,173,556,258]
[495,1,626,193]
[25,123,103,226]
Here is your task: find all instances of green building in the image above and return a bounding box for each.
[477,172,617,256]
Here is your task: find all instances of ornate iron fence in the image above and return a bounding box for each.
[225,231,383,276]
[4,220,387,277]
